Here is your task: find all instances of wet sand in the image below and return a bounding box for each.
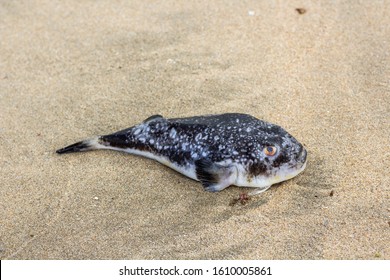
[0,0,389,259]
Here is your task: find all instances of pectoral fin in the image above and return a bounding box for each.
[195,158,237,192]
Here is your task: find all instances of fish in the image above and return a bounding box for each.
[56,113,307,196]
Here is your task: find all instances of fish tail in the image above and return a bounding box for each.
[56,136,107,154]
[56,128,134,154]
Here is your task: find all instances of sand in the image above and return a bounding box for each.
[0,0,389,259]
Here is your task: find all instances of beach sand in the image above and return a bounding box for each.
[0,0,389,259]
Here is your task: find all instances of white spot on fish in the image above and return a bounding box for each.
[169,128,177,139]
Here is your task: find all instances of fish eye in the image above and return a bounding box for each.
[264,146,277,156]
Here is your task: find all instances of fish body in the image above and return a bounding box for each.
[57,113,307,194]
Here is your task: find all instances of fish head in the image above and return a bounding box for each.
[246,125,307,187]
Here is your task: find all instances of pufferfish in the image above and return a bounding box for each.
[56,113,307,196]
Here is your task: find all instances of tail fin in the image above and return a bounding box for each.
[56,137,105,154]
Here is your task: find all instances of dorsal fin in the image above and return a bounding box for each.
[143,114,164,123]
[195,158,237,192]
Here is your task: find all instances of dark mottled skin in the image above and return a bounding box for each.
[99,113,305,177]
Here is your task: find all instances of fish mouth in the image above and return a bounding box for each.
[294,147,308,177]
[276,156,307,184]
[298,147,307,165]
[274,147,307,183]
[292,147,307,174]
